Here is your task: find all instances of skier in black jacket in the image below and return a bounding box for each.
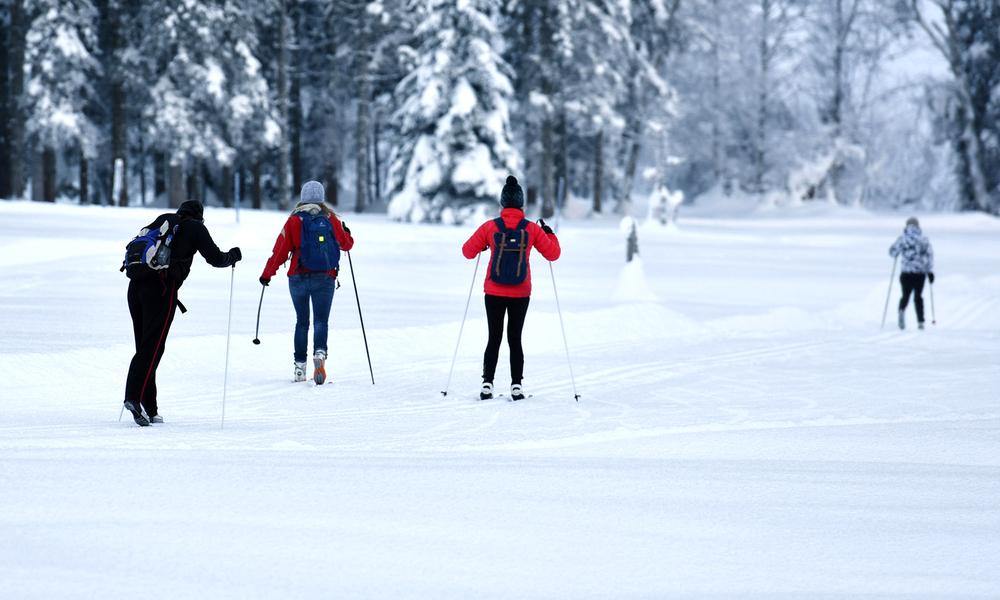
[123,200,241,426]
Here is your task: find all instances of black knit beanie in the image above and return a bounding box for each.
[177,200,204,221]
[500,175,524,209]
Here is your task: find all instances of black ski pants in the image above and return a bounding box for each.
[899,272,926,323]
[125,276,178,417]
[483,294,530,385]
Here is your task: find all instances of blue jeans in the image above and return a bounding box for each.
[289,273,336,362]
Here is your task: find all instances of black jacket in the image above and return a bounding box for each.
[141,213,236,286]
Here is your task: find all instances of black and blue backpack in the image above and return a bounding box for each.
[298,212,341,271]
[121,216,180,279]
[489,218,529,285]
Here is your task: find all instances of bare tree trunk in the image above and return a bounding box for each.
[541,118,555,218]
[154,153,166,198]
[324,159,338,207]
[252,160,262,209]
[593,130,603,213]
[111,76,128,206]
[6,0,27,198]
[0,8,10,199]
[711,0,723,185]
[753,0,771,194]
[372,112,382,204]
[355,91,369,213]
[275,0,291,209]
[167,163,184,208]
[221,165,233,208]
[289,0,302,195]
[40,147,56,202]
[137,111,146,205]
[79,152,89,204]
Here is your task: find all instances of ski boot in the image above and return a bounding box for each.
[294,361,307,382]
[123,400,150,426]
[149,414,164,424]
[480,382,494,400]
[510,384,525,401]
[898,309,905,330]
[918,321,925,330]
[314,350,327,385]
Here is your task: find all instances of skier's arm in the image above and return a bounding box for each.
[261,217,295,279]
[462,222,491,259]
[889,237,902,258]
[530,223,561,262]
[331,215,354,252]
[195,222,238,268]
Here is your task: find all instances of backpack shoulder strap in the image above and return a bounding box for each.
[515,219,528,231]
[493,217,507,232]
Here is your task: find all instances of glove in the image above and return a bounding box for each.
[538,219,554,235]
[259,276,270,286]
[341,221,351,235]
[229,247,242,264]
[928,272,935,284]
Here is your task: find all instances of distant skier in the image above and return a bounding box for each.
[121,200,242,426]
[889,217,934,330]
[260,181,354,384]
[462,175,561,400]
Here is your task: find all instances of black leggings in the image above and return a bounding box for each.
[126,276,178,417]
[483,294,530,385]
[899,272,926,322]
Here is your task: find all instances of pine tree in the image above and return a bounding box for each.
[141,0,278,208]
[387,0,520,223]
[23,0,101,202]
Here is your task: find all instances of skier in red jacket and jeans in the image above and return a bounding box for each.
[462,176,561,400]
[260,181,354,384]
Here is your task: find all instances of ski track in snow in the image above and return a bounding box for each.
[1,201,999,597]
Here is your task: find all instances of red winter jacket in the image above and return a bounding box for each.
[462,208,561,298]
[261,206,355,280]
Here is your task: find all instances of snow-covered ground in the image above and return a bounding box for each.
[1,200,998,598]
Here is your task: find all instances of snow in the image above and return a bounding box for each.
[1,201,999,597]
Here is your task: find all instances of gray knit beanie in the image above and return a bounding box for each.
[299,180,325,205]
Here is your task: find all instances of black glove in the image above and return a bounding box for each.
[229,247,242,264]
[928,272,935,284]
[341,221,351,235]
[259,276,270,286]
[538,219,554,235]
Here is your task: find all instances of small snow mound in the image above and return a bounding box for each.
[611,257,659,303]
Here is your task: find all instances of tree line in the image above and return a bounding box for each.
[0,0,997,218]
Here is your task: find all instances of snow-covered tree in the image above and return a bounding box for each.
[387,0,520,223]
[912,0,999,214]
[141,0,279,207]
[23,0,100,202]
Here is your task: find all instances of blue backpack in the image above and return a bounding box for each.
[298,213,340,271]
[121,216,180,279]
[489,218,529,285]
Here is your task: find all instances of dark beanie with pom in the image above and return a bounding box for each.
[500,175,524,209]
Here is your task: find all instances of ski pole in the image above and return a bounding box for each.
[880,256,898,330]
[549,261,580,401]
[442,253,481,397]
[118,405,124,422]
[347,251,374,385]
[221,265,235,429]
[252,284,265,344]
[930,281,936,325]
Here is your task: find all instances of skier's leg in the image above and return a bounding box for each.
[288,276,310,363]
[482,294,505,384]
[898,274,913,311]
[311,275,335,356]
[913,273,926,323]
[128,279,177,418]
[506,297,531,384]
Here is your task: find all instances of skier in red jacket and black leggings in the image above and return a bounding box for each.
[462,176,561,400]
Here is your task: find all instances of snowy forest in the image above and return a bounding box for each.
[1,0,998,220]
